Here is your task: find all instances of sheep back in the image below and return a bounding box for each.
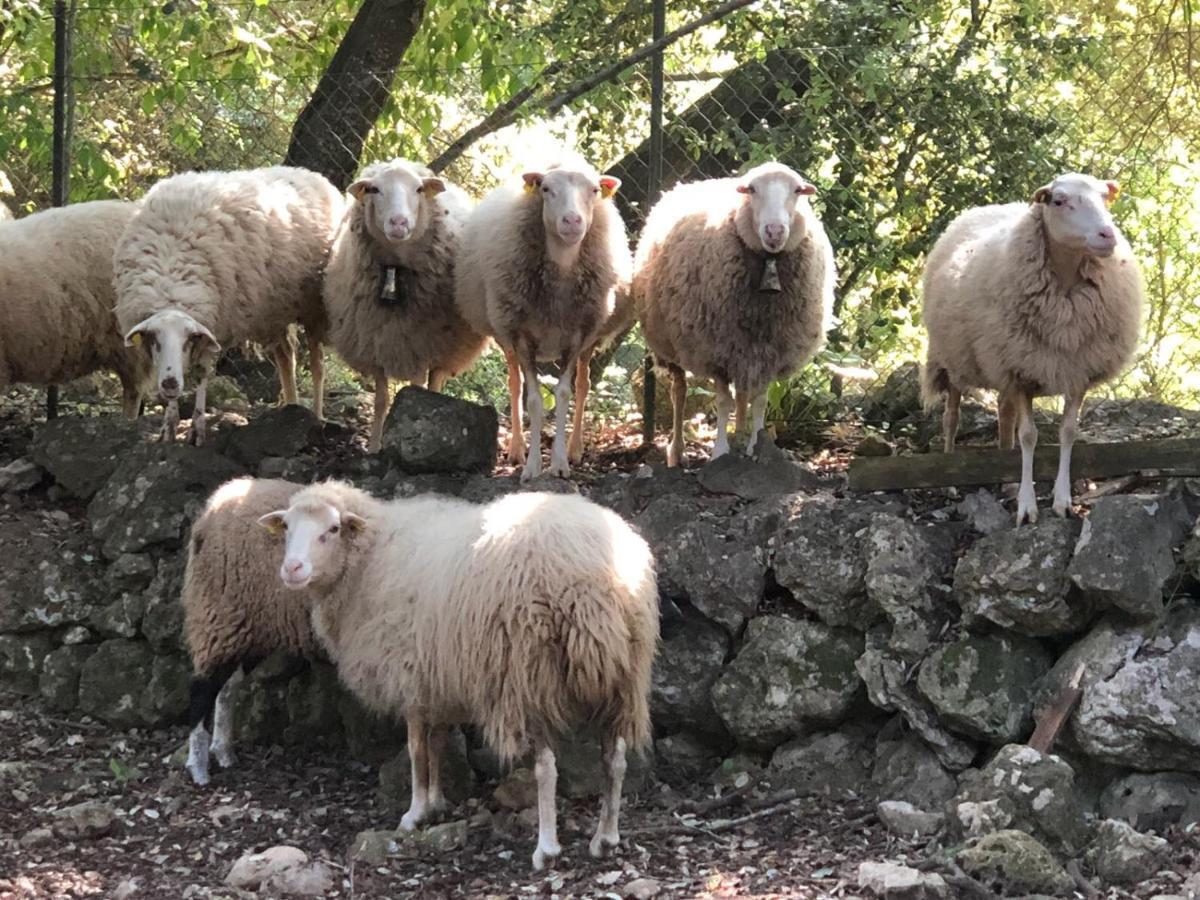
[0,200,148,390]
[921,202,1143,403]
[114,166,343,345]
[634,178,835,392]
[323,184,486,381]
[183,477,318,677]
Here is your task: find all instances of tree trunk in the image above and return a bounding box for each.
[284,0,427,190]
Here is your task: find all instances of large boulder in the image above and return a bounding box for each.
[140,555,187,654]
[1088,819,1168,886]
[1099,771,1200,832]
[0,532,108,633]
[379,386,497,474]
[864,514,955,658]
[695,437,819,500]
[216,404,323,468]
[76,639,188,728]
[710,615,862,748]
[954,517,1090,636]
[917,634,1052,743]
[28,415,144,500]
[39,644,96,711]
[872,733,959,808]
[766,725,876,798]
[650,615,729,739]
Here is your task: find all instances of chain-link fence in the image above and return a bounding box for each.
[2,1,1198,456]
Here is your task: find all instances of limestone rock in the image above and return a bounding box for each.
[39,644,96,712]
[872,733,959,808]
[0,633,54,695]
[380,386,497,474]
[1100,771,1200,832]
[1089,818,1168,885]
[51,800,115,840]
[877,801,944,837]
[650,614,728,736]
[864,514,955,657]
[857,861,948,899]
[767,726,876,798]
[957,830,1072,894]
[216,404,323,468]
[29,414,143,500]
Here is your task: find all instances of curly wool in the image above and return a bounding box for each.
[285,481,658,762]
[113,166,343,346]
[183,478,319,678]
[921,202,1144,404]
[323,164,486,381]
[633,177,835,392]
[0,200,149,395]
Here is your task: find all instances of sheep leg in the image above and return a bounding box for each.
[997,387,1018,450]
[120,376,142,421]
[425,725,451,819]
[1016,391,1039,525]
[746,391,768,456]
[943,386,961,453]
[161,398,180,443]
[588,735,627,859]
[185,659,238,786]
[400,714,431,831]
[503,346,526,466]
[272,343,299,407]
[369,367,389,454]
[518,342,544,482]
[208,667,244,769]
[531,744,562,871]
[187,376,208,446]
[567,347,593,465]
[712,378,734,459]
[427,368,448,393]
[548,356,578,479]
[734,390,748,438]
[307,333,324,420]
[1053,391,1085,518]
[667,365,686,467]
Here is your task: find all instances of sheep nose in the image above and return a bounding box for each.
[283,559,305,577]
[161,376,179,392]
[562,213,583,227]
[1097,227,1115,241]
[765,224,786,243]
[389,215,409,229]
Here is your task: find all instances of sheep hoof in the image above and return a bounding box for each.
[548,458,570,479]
[398,811,421,832]
[210,743,236,769]
[507,443,526,466]
[531,843,561,872]
[520,459,542,482]
[567,444,583,466]
[588,833,619,858]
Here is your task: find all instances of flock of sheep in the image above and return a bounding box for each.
[0,152,1145,866]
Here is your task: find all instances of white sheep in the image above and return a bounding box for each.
[180,477,320,786]
[455,157,633,481]
[921,173,1144,524]
[0,200,150,417]
[633,162,835,465]
[0,201,12,220]
[323,159,487,451]
[114,166,344,445]
[258,480,658,870]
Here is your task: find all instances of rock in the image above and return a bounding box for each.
[202,375,250,413]
[954,517,1090,636]
[650,615,728,736]
[695,439,819,500]
[50,799,115,840]
[112,879,141,900]
[958,490,1011,536]
[0,633,54,695]
[350,821,467,864]
[87,445,244,558]
[140,654,190,726]
[623,877,663,900]
[225,845,310,889]
[767,726,876,797]
[857,861,948,899]
[20,827,54,848]
[77,639,186,728]
[39,644,96,712]
[877,801,944,837]
[950,744,1089,853]
[262,861,333,897]
[494,767,538,810]
[957,830,1072,894]
[917,633,1052,743]
[861,362,923,425]
[0,458,43,492]
[380,386,497,474]
[710,750,764,788]
[140,555,186,654]
[28,414,143,500]
[773,498,881,629]
[377,727,476,811]
[1089,818,1168,885]
[217,404,323,467]
[855,433,893,457]
[872,734,959,808]
[0,535,108,633]
[91,593,145,638]
[106,553,156,593]
[1074,604,1200,770]
[1069,492,1194,620]
[1100,771,1200,832]
[711,615,863,748]
[864,514,955,657]
[655,733,724,786]
[554,730,651,799]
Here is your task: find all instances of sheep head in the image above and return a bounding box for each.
[349,159,445,246]
[734,162,816,255]
[1030,173,1121,258]
[123,308,220,401]
[522,164,620,250]
[259,492,367,591]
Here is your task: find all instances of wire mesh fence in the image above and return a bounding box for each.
[1,1,1198,455]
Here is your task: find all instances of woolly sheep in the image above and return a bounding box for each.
[324,159,487,451]
[0,201,12,220]
[258,480,658,870]
[114,166,343,445]
[181,477,319,786]
[0,200,149,417]
[455,157,633,481]
[921,173,1143,524]
[633,162,835,466]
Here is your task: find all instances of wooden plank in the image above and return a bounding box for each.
[1028,664,1085,755]
[848,437,1200,492]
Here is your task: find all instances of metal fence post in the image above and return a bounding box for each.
[47,0,73,419]
[641,0,666,448]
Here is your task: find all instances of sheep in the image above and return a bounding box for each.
[455,157,633,481]
[323,159,487,452]
[0,201,12,220]
[633,161,835,466]
[181,477,319,786]
[921,173,1144,524]
[257,480,658,870]
[114,166,344,445]
[0,199,150,418]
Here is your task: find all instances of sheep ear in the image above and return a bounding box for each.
[258,511,286,536]
[521,172,543,195]
[343,513,367,535]
[736,183,753,195]
[598,176,620,199]
[190,322,221,354]
[1105,180,1121,205]
[797,181,817,196]
[124,322,149,348]
[421,177,445,197]
[347,179,373,200]
[1031,184,1054,204]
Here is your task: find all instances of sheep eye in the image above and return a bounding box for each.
[363,186,379,195]
[329,524,340,535]
[592,187,600,194]
[1053,198,1065,207]
[746,186,756,195]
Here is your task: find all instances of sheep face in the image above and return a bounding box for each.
[735,163,816,254]
[258,501,366,591]
[1031,173,1121,257]
[349,163,445,245]
[123,309,220,400]
[523,168,620,247]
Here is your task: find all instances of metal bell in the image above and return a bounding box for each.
[379,265,401,304]
[759,256,783,293]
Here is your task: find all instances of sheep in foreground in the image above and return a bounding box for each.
[633,162,835,466]
[0,200,149,417]
[258,480,658,870]
[455,157,633,480]
[921,173,1143,524]
[114,166,343,445]
[181,477,319,786]
[324,159,487,452]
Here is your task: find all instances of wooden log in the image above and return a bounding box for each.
[1028,664,1085,755]
[848,438,1200,492]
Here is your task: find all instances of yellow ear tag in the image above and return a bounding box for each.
[130,332,142,347]
[266,521,282,536]
[1106,184,1121,206]
[600,183,616,200]
[523,181,538,195]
